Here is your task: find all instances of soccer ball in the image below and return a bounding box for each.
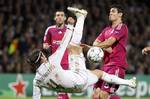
[87,47,104,63]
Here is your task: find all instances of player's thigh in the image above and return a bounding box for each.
[91,69,103,78]
[56,70,76,87]
[86,70,98,86]
[57,70,87,88]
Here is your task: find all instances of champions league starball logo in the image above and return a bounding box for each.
[9,74,29,97]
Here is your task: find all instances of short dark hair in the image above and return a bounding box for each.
[110,4,124,14]
[55,9,65,15]
[110,4,126,22]
[55,9,66,18]
[27,49,42,67]
[56,9,65,13]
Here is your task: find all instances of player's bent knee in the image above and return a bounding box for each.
[91,69,103,78]
[99,90,109,99]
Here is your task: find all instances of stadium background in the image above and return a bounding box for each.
[0,0,150,99]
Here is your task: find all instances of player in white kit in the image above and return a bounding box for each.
[27,7,136,99]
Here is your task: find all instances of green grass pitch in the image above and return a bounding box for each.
[0,96,149,99]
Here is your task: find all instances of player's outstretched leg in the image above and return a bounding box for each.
[67,7,87,70]
[92,70,137,88]
[49,24,74,66]
[67,7,87,46]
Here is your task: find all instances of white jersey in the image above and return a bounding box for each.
[33,54,98,99]
[33,20,98,99]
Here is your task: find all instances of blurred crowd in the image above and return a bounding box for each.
[0,0,150,74]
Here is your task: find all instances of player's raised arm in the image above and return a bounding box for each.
[33,79,41,99]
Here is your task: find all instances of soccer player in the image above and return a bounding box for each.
[142,46,150,55]
[81,4,129,99]
[43,9,75,99]
[28,7,136,99]
[92,4,129,99]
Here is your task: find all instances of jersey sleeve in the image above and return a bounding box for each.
[43,27,51,44]
[33,78,41,99]
[111,25,128,41]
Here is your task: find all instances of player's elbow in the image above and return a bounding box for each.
[33,79,39,86]
[33,79,36,85]
[106,37,116,47]
[105,43,112,48]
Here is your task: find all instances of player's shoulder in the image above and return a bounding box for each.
[116,23,128,31]
[101,26,110,32]
[45,25,56,34]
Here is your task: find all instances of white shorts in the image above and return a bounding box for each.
[53,69,98,92]
[48,44,98,91]
[50,54,98,91]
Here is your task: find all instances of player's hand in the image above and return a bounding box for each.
[67,17,75,25]
[142,47,150,55]
[142,49,147,55]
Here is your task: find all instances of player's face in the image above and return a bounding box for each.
[109,8,122,22]
[55,11,66,25]
[67,17,75,25]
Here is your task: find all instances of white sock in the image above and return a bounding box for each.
[101,72,130,86]
[70,15,85,45]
